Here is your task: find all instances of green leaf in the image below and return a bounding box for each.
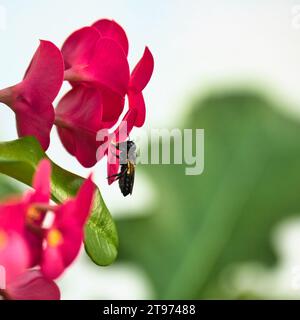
[117,90,300,299]
[0,174,20,199]
[0,136,118,266]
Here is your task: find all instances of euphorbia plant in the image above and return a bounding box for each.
[0,18,154,299]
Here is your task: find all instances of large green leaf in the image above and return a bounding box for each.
[0,136,118,266]
[117,90,300,299]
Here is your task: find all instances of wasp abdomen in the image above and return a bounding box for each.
[119,163,135,196]
[108,140,136,197]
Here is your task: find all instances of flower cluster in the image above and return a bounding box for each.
[0,159,95,299]
[0,18,153,300]
[0,19,154,179]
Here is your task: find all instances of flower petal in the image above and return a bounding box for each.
[61,26,100,70]
[0,231,29,284]
[0,202,26,231]
[114,108,138,142]
[88,38,130,96]
[107,151,120,185]
[95,135,110,162]
[56,86,103,133]
[54,175,95,227]
[15,107,54,151]
[56,126,76,155]
[22,40,64,103]
[23,231,43,268]
[7,270,60,300]
[12,40,64,150]
[56,86,103,168]
[106,108,138,185]
[40,243,66,280]
[31,159,51,203]
[19,159,51,267]
[129,47,154,93]
[57,126,99,168]
[101,88,125,123]
[41,176,95,279]
[0,201,41,268]
[92,19,129,56]
[63,36,129,97]
[41,217,82,280]
[73,175,95,226]
[128,91,146,127]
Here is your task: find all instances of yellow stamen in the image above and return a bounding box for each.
[0,230,7,250]
[26,206,41,223]
[47,229,63,247]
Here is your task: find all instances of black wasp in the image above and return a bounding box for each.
[108,140,136,197]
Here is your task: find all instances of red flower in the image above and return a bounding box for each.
[0,41,64,150]
[56,21,131,168]
[0,160,51,269]
[41,174,95,279]
[0,200,59,300]
[0,159,95,299]
[62,21,129,96]
[55,19,154,174]
[62,23,129,110]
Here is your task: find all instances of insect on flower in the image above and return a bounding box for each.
[108,140,137,197]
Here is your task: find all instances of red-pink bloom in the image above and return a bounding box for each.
[0,162,50,271]
[0,160,51,268]
[55,19,154,175]
[41,175,95,279]
[0,201,59,300]
[62,24,129,106]
[0,159,95,299]
[56,21,131,168]
[62,22,129,96]
[0,41,64,150]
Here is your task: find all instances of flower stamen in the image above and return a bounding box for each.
[47,229,63,247]
[0,230,7,250]
[26,206,41,224]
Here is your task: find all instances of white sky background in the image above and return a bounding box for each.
[1,0,300,299]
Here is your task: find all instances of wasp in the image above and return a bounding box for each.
[108,140,136,197]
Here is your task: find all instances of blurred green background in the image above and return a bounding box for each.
[117,89,300,299]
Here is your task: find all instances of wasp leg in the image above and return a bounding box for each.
[111,142,127,158]
[107,172,123,181]
[112,142,122,150]
[107,166,127,181]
